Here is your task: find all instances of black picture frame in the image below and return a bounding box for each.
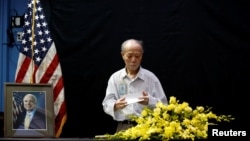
[4,83,54,137]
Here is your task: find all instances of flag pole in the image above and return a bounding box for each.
[30,0,36,84]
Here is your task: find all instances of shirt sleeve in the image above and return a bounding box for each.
[147,79,168,109]
[102,76,119,120]
[102,93,116,119]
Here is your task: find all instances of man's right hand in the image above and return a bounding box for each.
[114,97,127,111]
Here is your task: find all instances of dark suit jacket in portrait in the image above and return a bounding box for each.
[13,107,46,130]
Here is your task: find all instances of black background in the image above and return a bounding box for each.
[40,0,249,138]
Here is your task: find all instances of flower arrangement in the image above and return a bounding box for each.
[100,96,234,141]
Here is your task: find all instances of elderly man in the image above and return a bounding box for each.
[13,93,46,129]
[102,39,168,132]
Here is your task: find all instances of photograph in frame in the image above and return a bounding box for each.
[4,83,55,137]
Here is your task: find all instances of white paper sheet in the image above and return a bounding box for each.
[125,93,143,105]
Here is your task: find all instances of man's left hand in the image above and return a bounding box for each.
[138,91,149,105]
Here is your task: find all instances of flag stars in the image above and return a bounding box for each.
[42,46,47,52]
[29,36,33,41]
[29,11,32,16]
[42,22,47,27]
[23,47,29,52]
[47,37,52,42]
[21,0,52,65]
[37,23,41,28]
[37,6,42,12]
[25,21,30,26]
[27,29,32,34]
[37,0,41,4]
[28,3,32,8]
[24,13,28,19]
[35,57,42,62]
[33,41,37,46]
[22,39,27,45]
[34,49,39,54]
[38,30,43,35]
[40,14,45,20]
[45,30,49,35]
[35,15,39,20]
[40,39,45,44]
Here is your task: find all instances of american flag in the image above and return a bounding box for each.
[12,92,24,124]
[15,0,67,137]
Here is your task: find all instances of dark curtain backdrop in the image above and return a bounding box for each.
[41,0,249,138]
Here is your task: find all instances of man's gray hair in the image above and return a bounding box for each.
[121,39,144,52]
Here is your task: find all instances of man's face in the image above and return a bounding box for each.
[23,95,36,111]
[121,42,143,71]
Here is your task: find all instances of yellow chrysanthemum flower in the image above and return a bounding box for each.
[101,96,234,141]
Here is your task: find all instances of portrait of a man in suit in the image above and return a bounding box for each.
[13,93,46,130]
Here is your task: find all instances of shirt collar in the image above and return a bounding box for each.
[121,66,144,80]
[26,108,36,116]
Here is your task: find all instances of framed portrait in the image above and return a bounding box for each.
[4,83,55,137]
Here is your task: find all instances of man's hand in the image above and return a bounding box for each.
[114,97,127,111]
[138,91,149,105]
